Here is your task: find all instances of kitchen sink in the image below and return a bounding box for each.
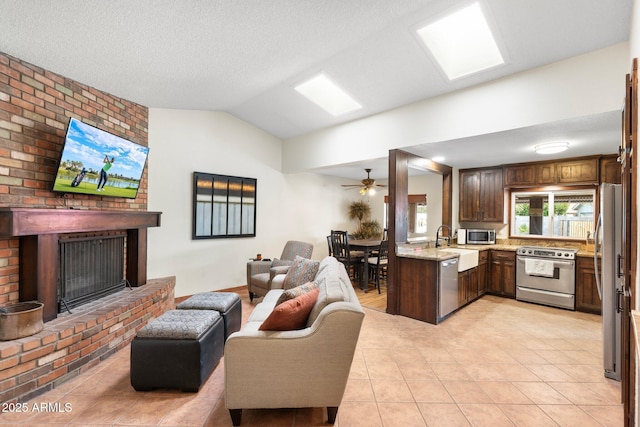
[439,248,479,272]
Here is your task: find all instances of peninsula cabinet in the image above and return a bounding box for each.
[459,167,504,223]
[397,256,438,324]
[489,250,516,298]
[576,256,602,314]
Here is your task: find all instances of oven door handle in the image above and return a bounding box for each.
[517,257,574,268]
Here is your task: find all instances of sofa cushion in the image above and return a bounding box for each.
[282,256,319,290]
[306,259,351,326]
[259,288,320,331]
[276,281,319,306]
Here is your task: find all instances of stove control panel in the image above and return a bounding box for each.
[516,247,577,260]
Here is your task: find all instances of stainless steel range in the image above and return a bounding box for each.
[516,246,577,310]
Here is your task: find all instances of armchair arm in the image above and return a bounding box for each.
[269,265,290,280]
[246,260,272,286]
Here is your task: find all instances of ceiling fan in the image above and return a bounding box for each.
[341,168,387,195]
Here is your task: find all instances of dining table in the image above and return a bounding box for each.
[348,239,382,293]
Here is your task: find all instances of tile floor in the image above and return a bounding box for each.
[0,291,622,426]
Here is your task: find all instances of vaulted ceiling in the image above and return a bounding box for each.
[0,0,632,178]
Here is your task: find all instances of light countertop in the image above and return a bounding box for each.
[396,242,596,260]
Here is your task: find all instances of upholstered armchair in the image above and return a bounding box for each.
[246,240,313,301]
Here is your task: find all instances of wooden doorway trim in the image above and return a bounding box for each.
[386,149,452,314]
[622,58,638,427]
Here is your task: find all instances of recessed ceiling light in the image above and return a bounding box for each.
[416,2,504,80]
[432,156,445,163]
[294,74,362,116]
[535,142,570,155]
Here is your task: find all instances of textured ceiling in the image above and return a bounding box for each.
[0,0,632,179]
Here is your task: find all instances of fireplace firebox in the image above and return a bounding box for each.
[58,233,127,312]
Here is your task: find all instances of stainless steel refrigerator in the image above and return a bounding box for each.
[594,183,622,381]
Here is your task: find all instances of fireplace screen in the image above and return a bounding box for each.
[58,234,126,312]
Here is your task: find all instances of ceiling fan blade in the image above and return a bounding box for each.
[341,184,362,187]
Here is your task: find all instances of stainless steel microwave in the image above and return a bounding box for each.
[462,229,496,245]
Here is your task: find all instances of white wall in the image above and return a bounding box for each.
[146,109,354,297]
[282,43,628,172]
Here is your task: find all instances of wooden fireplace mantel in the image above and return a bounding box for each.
[0,208,161,237]
[0,208,162,322]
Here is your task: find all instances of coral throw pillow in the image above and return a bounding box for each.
[276,281,319,306]
[259,288,320,331]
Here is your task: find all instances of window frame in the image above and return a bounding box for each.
[509,185,597,241]
[192,171,257,239]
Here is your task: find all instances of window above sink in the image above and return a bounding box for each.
[510,188,595,240]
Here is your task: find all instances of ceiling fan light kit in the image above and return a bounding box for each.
[343,168,387,195]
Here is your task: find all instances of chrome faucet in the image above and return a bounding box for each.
[435,225,451,248]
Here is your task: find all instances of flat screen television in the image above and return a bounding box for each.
[52,118,149,199]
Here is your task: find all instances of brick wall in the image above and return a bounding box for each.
[0,51,149,306]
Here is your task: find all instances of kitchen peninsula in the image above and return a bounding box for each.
[396,245,489,324]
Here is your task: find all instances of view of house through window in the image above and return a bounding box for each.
[511,189,595,239]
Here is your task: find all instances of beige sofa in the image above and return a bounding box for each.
[225,256,365,426]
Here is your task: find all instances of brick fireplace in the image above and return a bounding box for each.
[0,51,166,404]
[0,208,171,403]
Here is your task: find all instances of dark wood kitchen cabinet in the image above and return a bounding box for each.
[458,267,478,306]
[556,158,599,184]
[459,167,504,223]
[576,255,602,314]
[489,250,516,298]
[600,154,622,184]
[504,165,536,186]
[504,163,557,186]
[477,250,489,296]
[397,256,438,324]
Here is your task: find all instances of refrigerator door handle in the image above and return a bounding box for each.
[594,213,603,300]
[616,254,623,278]
[616,289,624,314]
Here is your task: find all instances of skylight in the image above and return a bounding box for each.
[416,2,504,80]
[294,74,362,116]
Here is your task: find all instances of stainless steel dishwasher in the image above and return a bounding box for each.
[438,257,459,319]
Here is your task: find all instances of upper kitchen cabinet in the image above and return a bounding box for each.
[504,163,556,186]
[503,164,536,186]
[459,167,504,223]
[556,158,598,184]
[600,154,622,184]
[504,155,616,187]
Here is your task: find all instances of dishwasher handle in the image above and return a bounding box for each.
[441,258,458,268]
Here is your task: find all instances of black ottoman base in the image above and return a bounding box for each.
[130,314,224,392]
[221,297,242,340]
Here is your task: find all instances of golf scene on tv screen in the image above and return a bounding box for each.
[52,118,149,199]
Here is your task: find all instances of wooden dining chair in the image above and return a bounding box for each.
[330,230,363,282]
[364,240,388,294]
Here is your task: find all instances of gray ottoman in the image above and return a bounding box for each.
[130,310,224,392]
[177,292,241,340]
